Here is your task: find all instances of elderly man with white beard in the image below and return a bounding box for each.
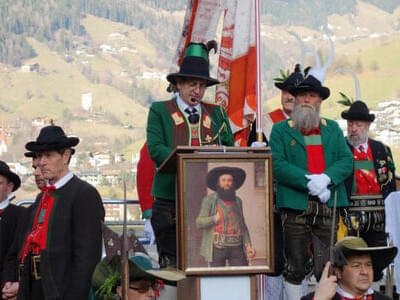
[341,101,396,250]
[269,70,353,299]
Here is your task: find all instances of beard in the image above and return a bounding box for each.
[347,132,369,147]
[216,186,236,202]
[291,101,321,132]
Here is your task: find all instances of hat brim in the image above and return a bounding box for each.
[91,255,186,294]
[342,246,398,281]
[25,137,79,152]
[207,167,246,191]
[0,170,21,192]
[290,85,330,100]
[275,82,290,91]
[341,110,375,122]
[24,151,36,158]
[167,73,219,87]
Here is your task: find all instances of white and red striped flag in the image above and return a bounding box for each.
[171,0,258,147]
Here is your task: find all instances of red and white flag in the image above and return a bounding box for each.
[171,0,258,146]
[215,1,257,146]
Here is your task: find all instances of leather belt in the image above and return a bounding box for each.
[213,233,242,248]
[31,255,41,280]
[348,195,384,211]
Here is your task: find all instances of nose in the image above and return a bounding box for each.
[147,287,156,297]
[360,264,369,274]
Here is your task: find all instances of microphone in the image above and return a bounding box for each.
[200,102,222,146]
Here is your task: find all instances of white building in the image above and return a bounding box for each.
[82,92,93,111]
[0,123,7,155]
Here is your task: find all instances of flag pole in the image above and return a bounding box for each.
[254,0,263,142]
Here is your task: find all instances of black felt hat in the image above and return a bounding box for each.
[25,125,79,152]
[290,74,330,100]
[334,236,397,281]
[167,42,219,87]
[275,64,304,91]
[0,161,21,191]
[341,100,375,122]
[206,166,246,191]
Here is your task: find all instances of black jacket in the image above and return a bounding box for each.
[0,203,26,282]
[3,175,105,300]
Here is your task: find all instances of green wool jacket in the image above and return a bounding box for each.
[195,193,251,263]
[147,97,234,200]
[270,118,353,210]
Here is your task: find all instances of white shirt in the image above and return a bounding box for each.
[0,193,15,210]
[46,171,73,189]
[337,285,374,299]
[176,94,200,118]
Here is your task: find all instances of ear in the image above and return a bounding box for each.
[6,182,14,194]
[116,285,122,297]
[334,267,342,280]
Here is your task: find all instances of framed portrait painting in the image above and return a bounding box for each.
[176,151,274,275]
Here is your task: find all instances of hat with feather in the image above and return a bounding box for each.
[167,41,219,87]
[290,38,335,100]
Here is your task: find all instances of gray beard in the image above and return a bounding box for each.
[291,102,321,132]
[347,134,368,147]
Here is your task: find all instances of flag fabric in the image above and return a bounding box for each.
[215,0,257,146]
[171,0,258,146]
[170,0,222,73]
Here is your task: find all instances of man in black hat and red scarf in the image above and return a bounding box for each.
[146,41,234,268]
[270,67,353,299]
[248,64,304,145]
[196,166,255,267]
[341,101,396,248]
[2,125,104,300]
[0,161,25,283]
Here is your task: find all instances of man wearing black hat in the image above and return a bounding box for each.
[341,101,396,248]
[248,64,303,144]
[146,41,234,268]
[2,125,105,300]
[302,236,397,300]
[195,166,255,267]
[2,152,44,300]
[0,161,26,282]
[270,68,353,299]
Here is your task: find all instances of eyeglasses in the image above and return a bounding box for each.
[129,280,161,293]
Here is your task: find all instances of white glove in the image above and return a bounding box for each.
[251,141,267,147]
[144,218,155,245]
[305,174,331,196]
[318,188,331,203]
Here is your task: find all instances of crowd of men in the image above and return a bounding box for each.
[0,39,397,300]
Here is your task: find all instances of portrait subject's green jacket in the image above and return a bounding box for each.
[146,97,234,200]
[196,193,251,263]
[270,118,353,211]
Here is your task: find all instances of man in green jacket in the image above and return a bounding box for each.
[196,167,255,267]
[146,41,234,268]
[270,69,353,299]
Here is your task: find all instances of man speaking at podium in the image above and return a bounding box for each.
[146,40,234,268]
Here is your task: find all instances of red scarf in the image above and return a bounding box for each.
[19,185,57,263]
[353,143,380,195]
[302,127,326,174]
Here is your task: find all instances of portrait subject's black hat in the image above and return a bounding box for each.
[274,64,304,92]
[0,161,21,191]
[206,166,246,191]
[25,125,79,152]
[341,100,375,122]
[167,41,219,87]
